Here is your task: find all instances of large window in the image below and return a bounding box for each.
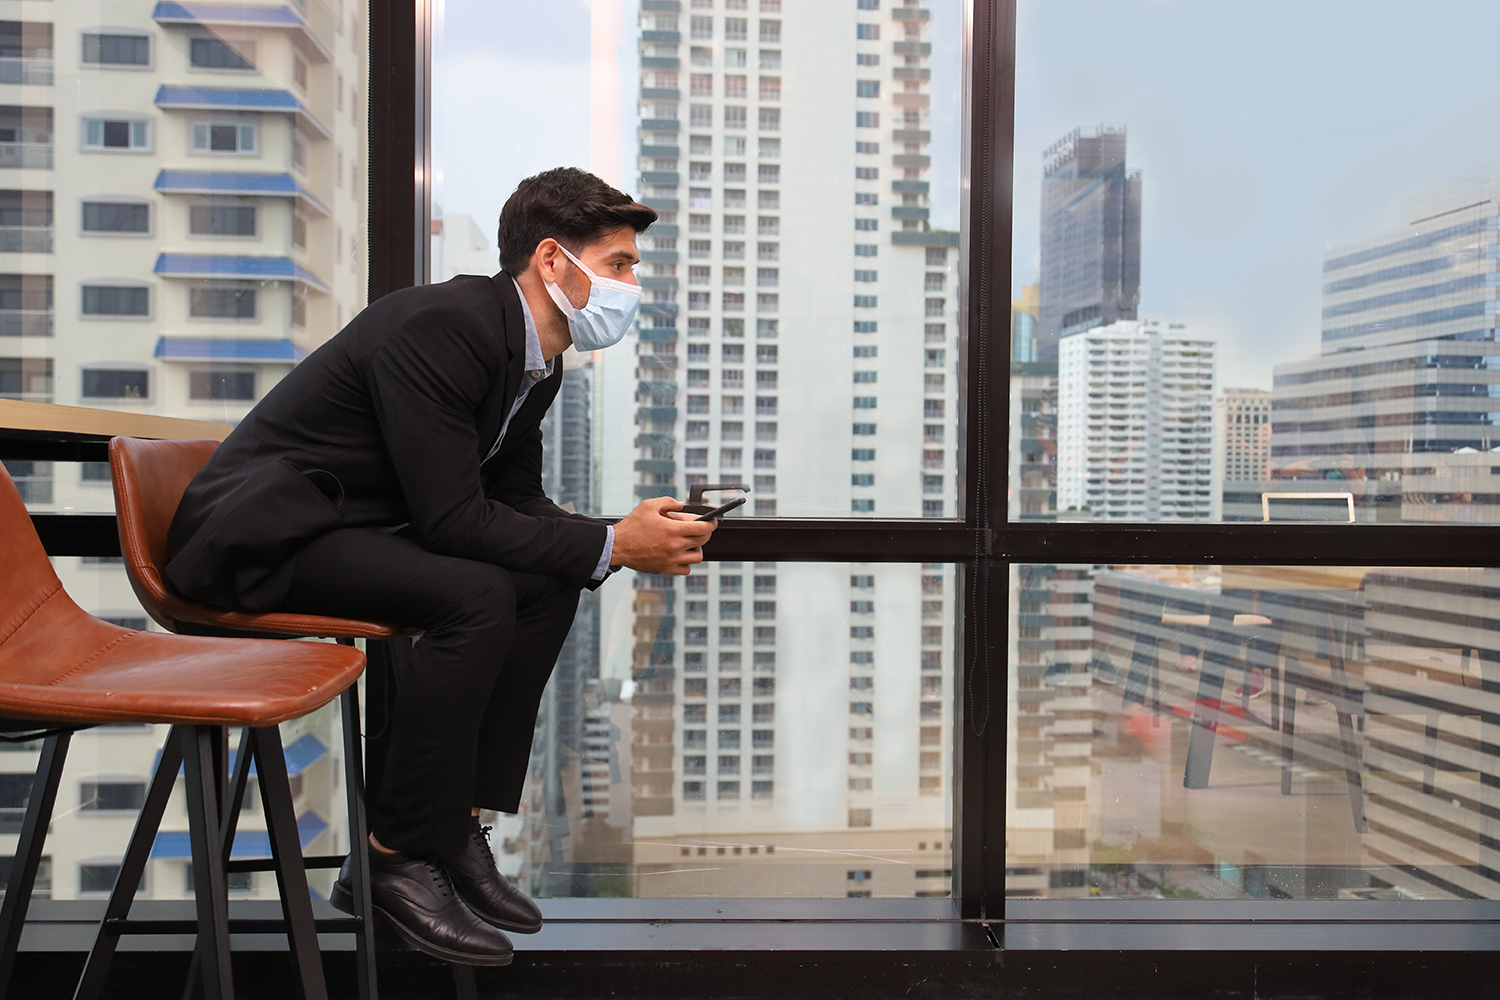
[0,0,370,916]
[432,0,964,901]
[1010,0,1500,529]
[7,0,1500,977]
[1009,563,1500,902]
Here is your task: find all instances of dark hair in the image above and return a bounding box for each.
[497,167,657,275]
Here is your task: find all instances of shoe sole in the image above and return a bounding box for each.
[330,879,515,967]
[471,910,543,935]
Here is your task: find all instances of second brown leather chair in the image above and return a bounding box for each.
[110,436,423,1000]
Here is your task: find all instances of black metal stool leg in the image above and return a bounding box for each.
[1325,614,1368,834]
[452,965,479,1000]
[183,726,235,1000]
[184,728,257,1000]
[0,732,71,998]
[1281,663,1300,796]
[339,679,378,1000]
[252,726,328,1000]
[75,727,187,1000]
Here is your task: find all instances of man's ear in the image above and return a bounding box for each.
[532,238,563,282]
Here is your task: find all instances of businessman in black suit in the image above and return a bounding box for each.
[166,168,714,965]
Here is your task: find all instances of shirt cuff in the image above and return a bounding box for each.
[591,524,615,581]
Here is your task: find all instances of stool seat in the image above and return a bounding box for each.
[0,611,362,728]
[110,436,420,641]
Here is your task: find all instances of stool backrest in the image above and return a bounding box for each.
[109,437,219,631]
[0,459,63,619]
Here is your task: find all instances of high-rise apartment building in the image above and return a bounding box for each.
[0,2,366,903]
[1056,320,1216,521]
[1036,124,1141,363]
[587,0,960,897]
[1009,361,1057,520]
[1271,178,1500,518]
[1007,562,1096,899]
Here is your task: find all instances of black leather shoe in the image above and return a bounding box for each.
[331,846,514,966]
[440,819,544,934]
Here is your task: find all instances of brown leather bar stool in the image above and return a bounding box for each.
[0,461,365,1000]
[109,436,421,1000]
[110,438,494,1000]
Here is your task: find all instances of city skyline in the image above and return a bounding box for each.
[1012,0,1500,390]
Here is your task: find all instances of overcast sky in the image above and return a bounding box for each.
[433,0,1500,391]
[432,0,965,234]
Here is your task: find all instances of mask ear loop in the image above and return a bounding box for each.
[543,241,583,317]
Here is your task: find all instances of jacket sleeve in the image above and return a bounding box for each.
[486,421,602,524]
[364,304,608,585]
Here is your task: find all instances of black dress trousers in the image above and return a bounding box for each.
[280,526,581,861]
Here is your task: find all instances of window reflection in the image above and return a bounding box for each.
[1011,564,1500,901]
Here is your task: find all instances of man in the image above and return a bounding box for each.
[166,168,715,966]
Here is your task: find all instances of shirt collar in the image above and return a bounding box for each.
[511,277,551,376]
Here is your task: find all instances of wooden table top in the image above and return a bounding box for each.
[0,399,231,463]
[0,398,232,443]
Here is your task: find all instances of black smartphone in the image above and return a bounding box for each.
[695,496,746,521]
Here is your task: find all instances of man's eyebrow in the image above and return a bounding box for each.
[607,249,640,263]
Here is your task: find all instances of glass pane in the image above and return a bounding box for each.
[432,0,965,519]
[1011,563,1500,901]
[1,1,368,515]
[0,1,366,902]
[8,703,349,903]
[1011,0,1500,524]
[488,562,954,899]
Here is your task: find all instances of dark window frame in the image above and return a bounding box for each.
[372,0,1500,950]
[15,0,1497,978]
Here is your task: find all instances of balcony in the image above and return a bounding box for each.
[0,143,49,170]
[0,59,51,86]
[0,310,50,336]
[0,226,49,252]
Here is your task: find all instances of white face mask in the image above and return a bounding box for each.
[544,242,642,351]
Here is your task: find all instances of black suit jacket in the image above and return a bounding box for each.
[165,273,609,613]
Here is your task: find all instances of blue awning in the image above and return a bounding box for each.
[155,337,307,362]
[151,3,331,62]
[150,811,330,859]
[154,170,330,217]
[283,733,329,775]
[150,732,330,776]
[154,85,330,140]
[154,253,330,294]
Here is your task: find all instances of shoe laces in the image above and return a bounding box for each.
[473,824,499,870]
[423,858,456,899]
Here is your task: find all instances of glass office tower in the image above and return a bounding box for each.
[1036,124,1141,364]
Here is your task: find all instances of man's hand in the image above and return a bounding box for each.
[611,497,717,575]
